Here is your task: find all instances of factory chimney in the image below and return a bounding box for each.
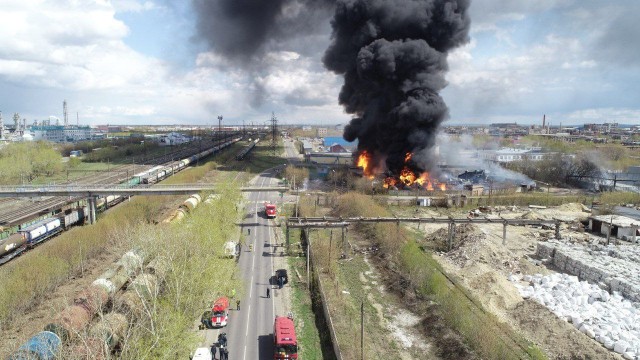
[542,114,546,130]
[63,100,69,127]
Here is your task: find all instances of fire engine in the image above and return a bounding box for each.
[274,316,298,359]
[211,297,229,328]
[264,202,277,218]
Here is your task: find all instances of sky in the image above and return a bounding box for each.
[0,0,639,127]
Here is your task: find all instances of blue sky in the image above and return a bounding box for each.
[0,0,639,126]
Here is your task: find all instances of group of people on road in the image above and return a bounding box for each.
[211,333,228,360]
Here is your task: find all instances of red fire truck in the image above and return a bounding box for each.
[264,202,277,218]
[211,297,229,328]
[273,316,298,359]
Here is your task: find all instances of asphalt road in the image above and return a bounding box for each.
[198,170,281,360]
[196,141,298,359]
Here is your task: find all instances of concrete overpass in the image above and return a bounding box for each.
[0,185,289,225]
[0,185,288,198]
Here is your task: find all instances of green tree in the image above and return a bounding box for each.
[0,142,63,184]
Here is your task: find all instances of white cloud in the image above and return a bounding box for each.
[0,1,346,125]
[111,0,159,13]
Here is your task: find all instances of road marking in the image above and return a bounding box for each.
[269,217,276,318]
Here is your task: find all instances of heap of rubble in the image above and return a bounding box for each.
[511,273,640,359]
[537,240,640,302]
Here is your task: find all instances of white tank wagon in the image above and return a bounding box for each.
[21,218,62,245]
[1,207,88,264]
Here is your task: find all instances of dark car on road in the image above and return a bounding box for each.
[276,269,288,285]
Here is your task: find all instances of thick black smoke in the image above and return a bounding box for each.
[323,0,471,175]
[192,0,335,107]
[192,0,334,65]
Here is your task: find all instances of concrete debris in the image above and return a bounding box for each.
[511,272,640,358]
[537,241,640,302]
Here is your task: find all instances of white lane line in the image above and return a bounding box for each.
[269,218,276,319]
[245,303,252,337]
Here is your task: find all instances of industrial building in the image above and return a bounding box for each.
[31,125,93,142]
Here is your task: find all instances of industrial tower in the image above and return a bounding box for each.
[63,100,69,127]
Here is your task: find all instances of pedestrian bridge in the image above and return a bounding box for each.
[0,185,288,198]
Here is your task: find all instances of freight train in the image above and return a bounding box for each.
[0,207,87,264]
[142,139,239,184]
[0,139,240,267]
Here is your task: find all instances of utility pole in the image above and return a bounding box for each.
[361,301,365,360]
[271,112,278,153]
[218,115,223,148]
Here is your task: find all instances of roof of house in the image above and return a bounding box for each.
[590,215,640,227]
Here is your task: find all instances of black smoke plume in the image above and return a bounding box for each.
[323,0,471,175]
[192,0,334,65]
[192,0,335,107]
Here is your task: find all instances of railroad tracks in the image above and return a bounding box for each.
[0,141,226,228]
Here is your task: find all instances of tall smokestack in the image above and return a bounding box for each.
[63,100,68,128]
[323,0,471,175]
[543,114,546,129]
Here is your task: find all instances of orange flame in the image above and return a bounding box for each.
[383,177,397,189]
[399,167,417,185]
[363,150,448,191]
[357,151,374,179]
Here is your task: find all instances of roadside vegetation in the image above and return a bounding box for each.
[118,183,243,358]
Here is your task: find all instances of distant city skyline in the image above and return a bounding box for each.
[1,1,639,126]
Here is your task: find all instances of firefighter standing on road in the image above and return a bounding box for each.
[236,299,240,311]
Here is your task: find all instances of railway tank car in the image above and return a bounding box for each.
[19,218,63,247]
[0,234,28,264]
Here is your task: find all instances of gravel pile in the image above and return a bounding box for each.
[510,273,640,359]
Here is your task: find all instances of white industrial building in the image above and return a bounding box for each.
[478,148,553,163]
[31,125,93,142]
[158,132,191,146]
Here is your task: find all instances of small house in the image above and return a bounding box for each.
[589,215,640,242]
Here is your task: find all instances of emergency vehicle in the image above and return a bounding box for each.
[264,202,277,218]
[211,297,230,328]
[274,316,298,359]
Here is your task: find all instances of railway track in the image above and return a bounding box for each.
[0,140,236,228]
